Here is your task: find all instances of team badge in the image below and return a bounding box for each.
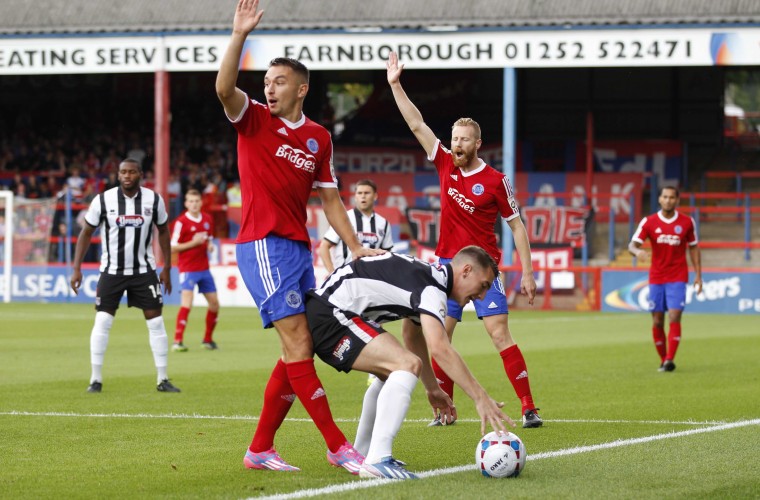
[674,225,682,234]
[472,183,485,196]
[143,207,152,216]
[203,222,210,230]
[306,138,319,154]
[285,290,302,308]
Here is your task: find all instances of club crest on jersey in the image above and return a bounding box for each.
[332,336,352,361]
[116,215,145,228]
[472,183,485,196]
[275,144,317,173]
[143,207,152,217]
[306,138,319,153]
[203,222,210,230]
[285,290,302,308]
[674,225,683,234]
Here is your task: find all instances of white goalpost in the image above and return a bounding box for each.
[0,190,13,303]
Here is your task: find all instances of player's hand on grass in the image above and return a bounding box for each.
[70,269,82,295]
[427,387,457,425]
[233,0,265,35]
[475,396,515,436]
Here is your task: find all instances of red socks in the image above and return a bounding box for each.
[250,359,295,453]
[204,310,218,343]
[174,307,190,343]
[431,357,455,401]
[285,359,346,453]
[652,325,667,363]
[666,322,682,361]
[501,345,535,414]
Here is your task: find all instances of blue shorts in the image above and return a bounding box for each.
[439,257,509,321]
[237,235,315,329]
[648,282,686,312]
[179,269,217,294]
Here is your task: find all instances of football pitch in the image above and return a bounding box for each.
[1,303,758,499]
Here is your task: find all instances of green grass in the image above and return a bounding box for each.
[1,304,758,499]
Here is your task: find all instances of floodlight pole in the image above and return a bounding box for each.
[502,67,516,266]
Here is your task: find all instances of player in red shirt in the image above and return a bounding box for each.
[629,186,702,372]
[386,51,543,429]
[170,189,219,352]
[216,0,382,474]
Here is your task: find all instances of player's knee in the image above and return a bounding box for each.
[396,352,422,377]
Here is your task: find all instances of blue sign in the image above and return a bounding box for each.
[602,269,760,314]
[4,265,181,305]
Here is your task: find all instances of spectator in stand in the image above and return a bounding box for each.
[171,189,220,352]
[628,186,702,372]
[66,166,86,202]
[25,175,42,199]
[10,172,28,198]
[103,171,120,191]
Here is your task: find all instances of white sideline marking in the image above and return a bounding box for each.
[0,411,730,426]
[246,419,760,500]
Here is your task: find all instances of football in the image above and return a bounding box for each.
[475,431,527,478]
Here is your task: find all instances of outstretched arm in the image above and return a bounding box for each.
[318,239,337,274]
[386,51,438,156]
[420,314,514,435]
[216,0,265,119]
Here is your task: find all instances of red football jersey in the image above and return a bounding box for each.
[230,96,337,246]
[631,210,698,284]
[171,211,214,272]
[430,140,520,262]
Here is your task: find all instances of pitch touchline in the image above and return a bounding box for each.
[0,411,732,426]
[246,419,760,500]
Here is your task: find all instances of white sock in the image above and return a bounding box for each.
[365,370,418,464]
[90,311,114,383]
[354,376,385,457]
[146,316,169,383]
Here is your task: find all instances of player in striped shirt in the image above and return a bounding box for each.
[387,51,542,428]
[306,246,515,479]
[70,158,180,394]
[629,186,702,372]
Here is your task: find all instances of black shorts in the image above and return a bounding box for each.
[305,295,385,373]
[95,272,164,312]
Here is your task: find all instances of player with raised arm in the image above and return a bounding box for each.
[306,246,515,480]
[216,0,383,474]
[628,186,702,372]
[70,159,180,394]
[170,189,220,352]
[386,51,543,429]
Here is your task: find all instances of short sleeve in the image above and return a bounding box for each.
[83,196,101,227]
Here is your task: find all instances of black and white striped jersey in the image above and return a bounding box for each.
[322,208,394,269]
[83,186,168,275]
[308,253,453,325]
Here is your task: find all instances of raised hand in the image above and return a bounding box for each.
[386,51,404,85]
[233,0,265,35]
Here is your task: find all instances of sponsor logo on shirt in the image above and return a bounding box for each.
[447,187,475,214]
[656,234,682,246]
[275,144,317,173]
[358,231,380,246]
[115,215,145,228]
[332,335,352,361]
